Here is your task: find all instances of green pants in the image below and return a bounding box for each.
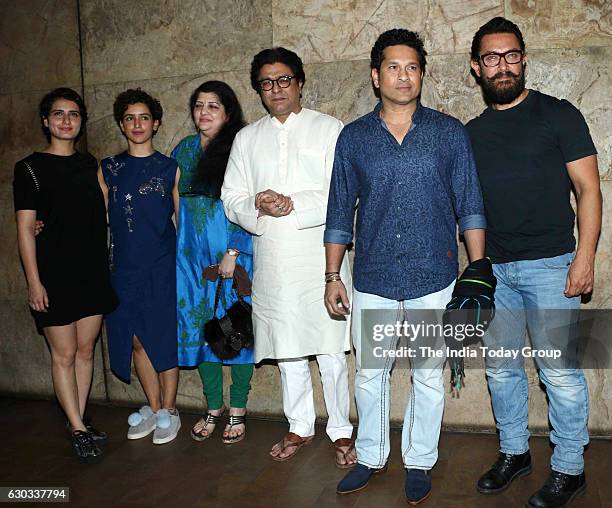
[197,361,253,410]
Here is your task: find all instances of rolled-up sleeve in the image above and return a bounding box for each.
[451,124,487,233]
[324,128,358,244]
[458,213,487,232]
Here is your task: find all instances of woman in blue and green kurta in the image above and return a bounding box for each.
[171,81,253,444]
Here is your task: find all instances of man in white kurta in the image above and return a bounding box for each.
[221,47,354,464]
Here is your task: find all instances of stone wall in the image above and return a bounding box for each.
[1,0,610,433]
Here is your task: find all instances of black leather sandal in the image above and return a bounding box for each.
[222,414,246,444]
[191,409,224,442]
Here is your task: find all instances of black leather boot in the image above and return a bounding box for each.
[527,470,586,507]
[477,451,532,494]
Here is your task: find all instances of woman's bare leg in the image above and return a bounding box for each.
[132,335,162,411]
[45,323,85,431]
[159,367,179,409]
[74,315,103,417]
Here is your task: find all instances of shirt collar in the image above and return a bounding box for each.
[372,100,424,128]
[269,108,304,129]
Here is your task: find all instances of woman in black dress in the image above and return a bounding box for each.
[13,88,117,463]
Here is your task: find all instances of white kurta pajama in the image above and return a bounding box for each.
[222,108,352,440]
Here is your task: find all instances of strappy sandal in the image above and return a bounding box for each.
[190,408,224,442]
[270,432,315,462]
[333,438,356,469]
[222,414,246,444]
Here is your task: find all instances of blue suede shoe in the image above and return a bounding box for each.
[405,468,432,505]
[336,463,388,495]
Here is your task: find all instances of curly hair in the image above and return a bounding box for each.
[39,87,88,142]
[188,80,246,199]
[250,47,306,91]
[113,88,163,130]
[370,29,427,73]
[471,17,525,61]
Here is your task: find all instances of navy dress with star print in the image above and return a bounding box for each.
[102,151,178,382]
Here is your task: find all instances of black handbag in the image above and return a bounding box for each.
[203,265,254,360]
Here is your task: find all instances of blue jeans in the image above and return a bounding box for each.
[485,252,589,475]
[352,282,454,470]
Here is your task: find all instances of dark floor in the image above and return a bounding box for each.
[0,398,609,508]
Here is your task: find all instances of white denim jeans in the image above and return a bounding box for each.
[352,282,454,469]
[277,353,353,441]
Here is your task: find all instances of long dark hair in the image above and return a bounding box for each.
[189,81,245,199]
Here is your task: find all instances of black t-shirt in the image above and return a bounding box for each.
[466,90,597,263]
[13,151,109,276]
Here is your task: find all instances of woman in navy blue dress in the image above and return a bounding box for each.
[99,89,181,445]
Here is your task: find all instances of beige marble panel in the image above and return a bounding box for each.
[422,53,483,122]
[589,180,612,309]
[0,0,82,94]
[303,60,377,123]
[0,298,53,396]
[80,0,272,86]
[0,196,26,302]
[0,92,51,199]
[272,0,503,63]
[508,0,612,50]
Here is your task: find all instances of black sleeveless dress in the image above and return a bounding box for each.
[13,151,118,329]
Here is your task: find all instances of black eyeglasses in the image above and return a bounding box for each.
[480,50,523,68]
[258,75,295,91]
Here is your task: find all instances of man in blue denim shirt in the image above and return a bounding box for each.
[467,18,601,508]
[324,29,487,503]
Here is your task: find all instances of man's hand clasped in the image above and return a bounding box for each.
[255,189,294,218]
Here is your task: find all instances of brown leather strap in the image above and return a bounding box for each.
[332,437,354,448]
[283,432,314,445]
[212,277,223,315]
[202,265,252,311]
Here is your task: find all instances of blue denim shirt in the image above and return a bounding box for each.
[324,102,486,300]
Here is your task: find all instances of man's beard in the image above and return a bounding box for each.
[480,67,526,105]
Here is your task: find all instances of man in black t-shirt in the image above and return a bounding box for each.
[466,17,602,508]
